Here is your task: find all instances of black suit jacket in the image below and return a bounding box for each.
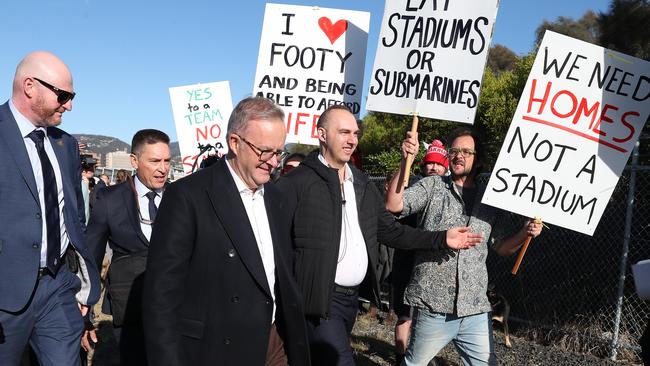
[86,180,149,320]
[143,158,310,366]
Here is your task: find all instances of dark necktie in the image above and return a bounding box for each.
[27,129,61,273]
[145,191,157,222]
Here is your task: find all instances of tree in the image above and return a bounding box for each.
[533,10,600,49]
[474,54,535,168]
[599,0,650,60]
[486,44,518,74]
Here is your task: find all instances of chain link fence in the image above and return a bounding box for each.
[368,164,649,362]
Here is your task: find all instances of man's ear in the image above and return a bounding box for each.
[130,153,138,170]
[317,127,327,144]
[227,133,239,154]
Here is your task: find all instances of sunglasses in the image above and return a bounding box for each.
[33,77,76,105]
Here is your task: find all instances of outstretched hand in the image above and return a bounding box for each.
[446,226,483,250]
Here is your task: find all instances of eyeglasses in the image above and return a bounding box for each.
[237,134,288,162]
[33,77,76,105]
[448,147,476,158]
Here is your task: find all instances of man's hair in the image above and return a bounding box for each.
[446,126,485,174]
[284,152,306,164]
[131,129,170,156]
[226,97,284,136]
[316,104,352,130]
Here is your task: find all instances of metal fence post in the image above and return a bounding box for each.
[610,141,640,360]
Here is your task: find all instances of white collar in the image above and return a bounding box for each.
[9,99,45,138]
[318,153,353,183]
[134,175,164,197]
[225,156,265,196]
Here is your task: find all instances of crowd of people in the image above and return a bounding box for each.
[1,50,645,366]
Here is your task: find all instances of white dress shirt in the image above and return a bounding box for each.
[10,100,68,267]
[133,175,163,241]
[226,157,277,323]
[317,154,368,287]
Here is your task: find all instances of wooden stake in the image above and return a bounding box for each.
[402,114,419,187]
[511,236,533,275]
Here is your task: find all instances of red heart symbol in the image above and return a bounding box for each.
[318,17,348,44]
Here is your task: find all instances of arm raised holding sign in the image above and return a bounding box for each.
[384,126,547,364]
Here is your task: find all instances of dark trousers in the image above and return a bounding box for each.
[307,290,359,366]
[0,267,84,366]
[112,317,147,365]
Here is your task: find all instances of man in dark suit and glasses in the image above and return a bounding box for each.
[0,51,100,366]
[86,129,171,365]
[143,97,310,366]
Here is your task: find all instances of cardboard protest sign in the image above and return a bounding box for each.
[169,81,233,175]
[253,3,370,145]
[366,0,498,123]
[482,31,650,236]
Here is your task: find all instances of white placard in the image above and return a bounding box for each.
[253,3,370,145]
[366,0,498,123]
[169,81,233,175]
[482,31,650,236]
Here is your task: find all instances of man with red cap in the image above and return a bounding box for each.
[420,140,448,177]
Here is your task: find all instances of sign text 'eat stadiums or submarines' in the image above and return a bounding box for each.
[169,81,233,175]
[366,0,498,123]
[482,31,650,236]
[253,3,370,145]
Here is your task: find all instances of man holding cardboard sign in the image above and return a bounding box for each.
[386,127,542,365]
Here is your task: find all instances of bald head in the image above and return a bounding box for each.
[12,51,74,127]
[14,52,72,95]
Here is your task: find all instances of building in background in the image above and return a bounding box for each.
[105,150,132,170]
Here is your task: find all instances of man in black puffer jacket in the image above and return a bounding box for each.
[276,105,482,366]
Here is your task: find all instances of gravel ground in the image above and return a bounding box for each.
[88,309,639,366]
[351,310,641,366]
[87,275,640,366]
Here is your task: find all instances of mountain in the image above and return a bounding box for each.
[73,134,182,167]
[73,134,130,157]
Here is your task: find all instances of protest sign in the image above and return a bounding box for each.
[482,31,650,236]
[253,3,370,145]
[169,81,233,175]
[366,0,498,123]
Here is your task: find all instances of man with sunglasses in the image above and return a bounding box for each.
[86,129,171,365]
[275,106,483,366]
[0,51,100,366]
[386,127,543,366]
[143,97,310,366]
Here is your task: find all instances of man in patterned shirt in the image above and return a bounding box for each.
[386,127,542,366]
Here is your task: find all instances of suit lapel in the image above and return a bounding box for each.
[0,103,39,203]
[264,186,286,270]
[206,159,272,297]
[122,183,150,246]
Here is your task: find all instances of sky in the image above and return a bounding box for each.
[0,0,611,144]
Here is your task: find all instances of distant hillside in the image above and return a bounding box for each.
[73,134,181,166]
[73,134,130,156]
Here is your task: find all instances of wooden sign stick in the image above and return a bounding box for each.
[511,236,533,275]
[402,114,419,188]
[511,217,543,275]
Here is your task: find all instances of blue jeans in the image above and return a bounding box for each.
[404,309,496,366]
